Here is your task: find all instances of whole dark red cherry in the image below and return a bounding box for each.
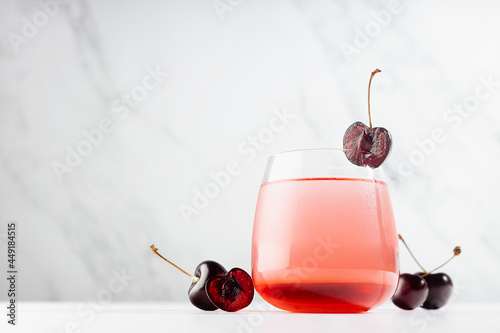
[392,273,429,310]
[343,69,392,168]
[206,268,254,312]
[418,272,454,310]
[150,245,227,311]
[189,261,227,310]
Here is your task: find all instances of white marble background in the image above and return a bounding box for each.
[0,0,499,305]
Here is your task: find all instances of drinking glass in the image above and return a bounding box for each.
[251,149,399,313]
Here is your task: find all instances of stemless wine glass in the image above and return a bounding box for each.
[251,149,399,313]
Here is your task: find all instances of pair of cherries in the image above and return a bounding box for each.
[392,235,461,310]
[150,245,254,312]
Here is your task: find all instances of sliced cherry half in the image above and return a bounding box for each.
[206,268,254,312]
[150,245,226,311]
[343,122,392,168]
[343,69,392,168]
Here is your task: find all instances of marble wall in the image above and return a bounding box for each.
[1,0,499,303]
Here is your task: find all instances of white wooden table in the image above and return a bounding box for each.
[2,301,499,333]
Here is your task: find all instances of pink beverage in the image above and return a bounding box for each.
[252,177,399,313]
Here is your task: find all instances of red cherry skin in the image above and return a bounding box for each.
[188,260,227,311]
[392,273,429,310]
[419,272,454,309]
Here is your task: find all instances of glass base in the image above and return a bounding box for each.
[255,281,397,313]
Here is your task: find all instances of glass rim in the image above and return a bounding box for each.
[269,148,362,158]
[261,147,388,183]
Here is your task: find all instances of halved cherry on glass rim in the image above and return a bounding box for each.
[343,69,392,168]
[150,245,254,312]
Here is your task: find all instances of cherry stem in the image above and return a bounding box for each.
[398,234,428,273]
[368,69,381,129]
[150,244,199,282]
[421,246,461,278]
